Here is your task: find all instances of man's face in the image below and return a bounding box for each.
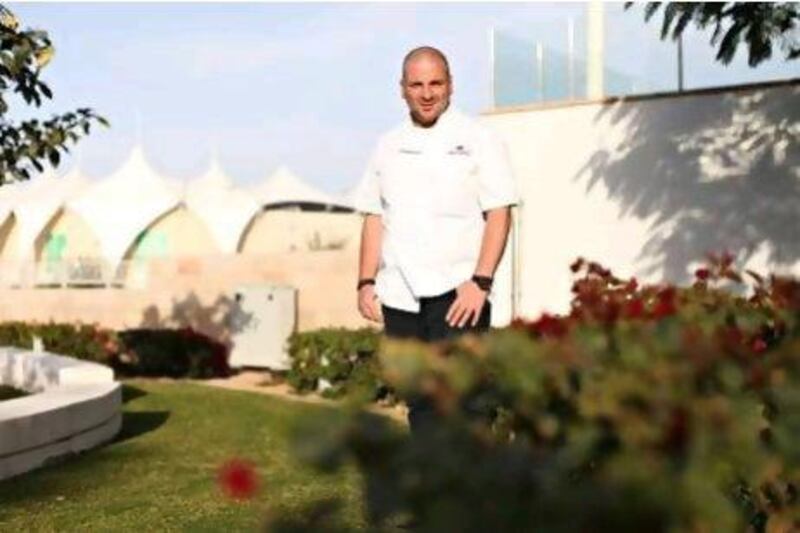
[401,54,452,128]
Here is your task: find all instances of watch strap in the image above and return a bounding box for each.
[357,278,375,290]
[471,275,493,292]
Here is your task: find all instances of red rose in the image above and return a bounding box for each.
[751,338,767,353]
[530,313,568,338]
[652,288,678,319]
[694,268,711,281]
[218,458,259,500]
[623,298,645,319]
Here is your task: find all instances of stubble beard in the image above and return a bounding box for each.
[410,99,450,128]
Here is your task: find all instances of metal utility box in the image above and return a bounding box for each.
[229,285,297,370]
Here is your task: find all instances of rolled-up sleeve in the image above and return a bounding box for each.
[352,142,383,216]
[476,129,518,212]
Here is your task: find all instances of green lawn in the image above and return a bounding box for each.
[0,380,376,532]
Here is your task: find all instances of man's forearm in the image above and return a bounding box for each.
[359,214,383,280]
[474,207,512,278]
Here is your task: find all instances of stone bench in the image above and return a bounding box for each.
[0,347,122,480]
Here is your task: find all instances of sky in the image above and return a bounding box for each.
[7,2,799,195]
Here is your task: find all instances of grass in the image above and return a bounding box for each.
[0,384,27,401]
[0,380,382,532]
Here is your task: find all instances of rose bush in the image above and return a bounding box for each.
[271,255,800,532]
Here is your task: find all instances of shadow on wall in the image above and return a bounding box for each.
[139,292,243,347]
[576,83,800,283]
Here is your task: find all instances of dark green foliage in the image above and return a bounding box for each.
[0,320,33,347]
[0,4,107,185]
[277,256,800,531]
[0,321,229,378]
[628,2,800,67]
[0,320,116,363]
[286,328,391,402]
[115,328,230,379]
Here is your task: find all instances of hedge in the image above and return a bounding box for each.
[0,322,229,378]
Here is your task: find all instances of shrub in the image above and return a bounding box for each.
[0,321,117,364]
[116,327,229,379]
[286,327,389,401]
[273,256,800,532]
[0,321,228,378]
[0,321,34,349]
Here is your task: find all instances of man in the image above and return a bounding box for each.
[353,46,517,432]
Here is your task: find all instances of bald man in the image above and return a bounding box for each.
[353,46,518,433]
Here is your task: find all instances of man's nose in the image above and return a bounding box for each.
[421,86,433,100]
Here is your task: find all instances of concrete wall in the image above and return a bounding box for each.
[0,248,372,339]
[482,80,800,317]
[0,209,372,336]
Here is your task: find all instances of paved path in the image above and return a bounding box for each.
[193,370,409,423]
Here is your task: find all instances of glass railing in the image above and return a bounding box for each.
[491,3,800,109]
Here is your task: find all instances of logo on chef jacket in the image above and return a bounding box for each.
[448,144,471,156]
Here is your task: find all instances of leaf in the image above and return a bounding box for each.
[660,3,681,40]
[745,270,764,285]
[47,147,59,167]
[38,81,51,99]
[673,8,696,39]
[644,2,662,22]
[0,7,19,32]
[34,44,53,69]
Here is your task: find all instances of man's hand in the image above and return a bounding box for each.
[445,280,488,328]
[358,285,384,323]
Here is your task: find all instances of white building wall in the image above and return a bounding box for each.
[482,80,800,318]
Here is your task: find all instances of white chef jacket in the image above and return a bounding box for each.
[353,106,518,313]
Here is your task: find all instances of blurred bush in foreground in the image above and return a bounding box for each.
[270,255,800,532]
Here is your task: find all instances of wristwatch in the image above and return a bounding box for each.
[471,275,493,292]
[357,278,375,290]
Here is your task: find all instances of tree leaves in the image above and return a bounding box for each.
[630,2,800,67]
[0,4,107,186]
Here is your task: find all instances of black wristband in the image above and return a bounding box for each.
[357,278,375,290]
[471,275,493,292]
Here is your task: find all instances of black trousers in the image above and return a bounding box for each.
[382,289,491,434]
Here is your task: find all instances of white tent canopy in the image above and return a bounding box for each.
[250,165,339,208]
[9,165,89,261]
[184,157,261,254]
[67,146,182,266]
